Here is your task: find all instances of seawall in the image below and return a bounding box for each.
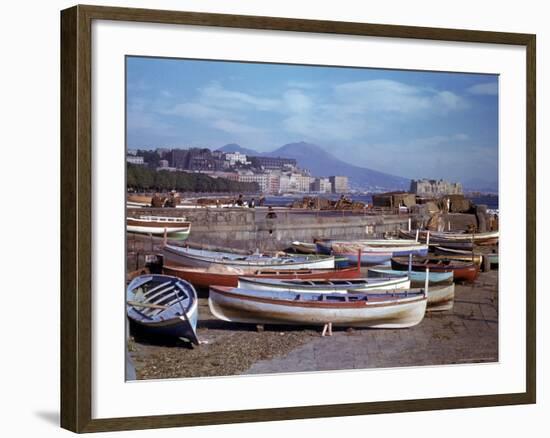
[128,207,411,251]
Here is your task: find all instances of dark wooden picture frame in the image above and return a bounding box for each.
[60,4,536,433]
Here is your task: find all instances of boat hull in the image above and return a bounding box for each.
[391,257,479,282]
[209,287,427,328]
[126,274,199,344]
[129,312,198,340]
[127,227,191,240]
[162,265,362,288]
[331,250,392,266]
[163,245,335,270]
[399,229,498,246]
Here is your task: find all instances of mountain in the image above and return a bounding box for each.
[266,142,409,190]
[217,143,259,155]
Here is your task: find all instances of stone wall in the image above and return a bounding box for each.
[128,207,410,251]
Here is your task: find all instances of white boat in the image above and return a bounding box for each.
[237,276,410,293]
[127,216,191,240]
[208,286,427,328]
[163,245,335,271]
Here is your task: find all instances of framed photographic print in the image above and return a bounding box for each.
[60,4,536,433]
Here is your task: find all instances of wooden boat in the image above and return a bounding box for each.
[391,256,479,282]
[367,267,453,287]
[163,245,335,270]
[293,254,350,268]
[237,276,410,293]
[126,274,199,344]
[316,239,428,257]
[162,263,362,288]
[399,229,498,246]
[290,241,318,254]
[127,216,191,240]
[209,286,427,328]
[424,284,455,312]
[435,246,498,268]
[330,243,392,266]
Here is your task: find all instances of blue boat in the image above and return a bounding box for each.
[126,274,199,344]
[367,267,453,286]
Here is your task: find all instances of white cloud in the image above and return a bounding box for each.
[211,119,263,134]
[200,82,279,111]
[163,102,227,120]
[333,79,468,114]
[466,82,498,95]
[283,89,313,113]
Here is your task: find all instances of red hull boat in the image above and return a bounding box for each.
[162,264,362,289]
[391,256,479,282]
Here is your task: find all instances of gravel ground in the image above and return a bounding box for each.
[128,263,498,380]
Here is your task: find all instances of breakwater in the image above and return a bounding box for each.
[127,207,479,251]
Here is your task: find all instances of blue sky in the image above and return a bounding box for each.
[127,56,498,185]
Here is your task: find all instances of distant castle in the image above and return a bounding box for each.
[410,179,463,196]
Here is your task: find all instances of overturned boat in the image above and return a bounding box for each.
[126,274,199,344]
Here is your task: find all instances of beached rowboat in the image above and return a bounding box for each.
[209,286,427,328]
[126,274,199,344]
[237,276,410,293]
[330,244,393,266]
[163,245,335,270]
[161,263,362,288]
[399,229,498,246]
[316,239,428,265]
[391,256,479,282]
[367,267,453,287]
[127,216,191,240]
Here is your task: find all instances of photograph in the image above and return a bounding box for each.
[124,56,500,381]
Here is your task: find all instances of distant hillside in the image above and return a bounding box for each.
[266,142,409,190]
[217,143,259,156]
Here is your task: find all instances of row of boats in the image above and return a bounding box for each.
[126,225,498,345]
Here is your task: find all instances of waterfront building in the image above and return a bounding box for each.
[126,155,144,165]
[329,176,349,193]
[158,159,169,168]
[410,179,463,196]
[225,152,250,166]
[171,148,225,171]
[311,177,332,193]
[250,156,297,170]
[237,172,269,192]
[208,171,240,182]
[266,173,281,194]
[279,173,311,193]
